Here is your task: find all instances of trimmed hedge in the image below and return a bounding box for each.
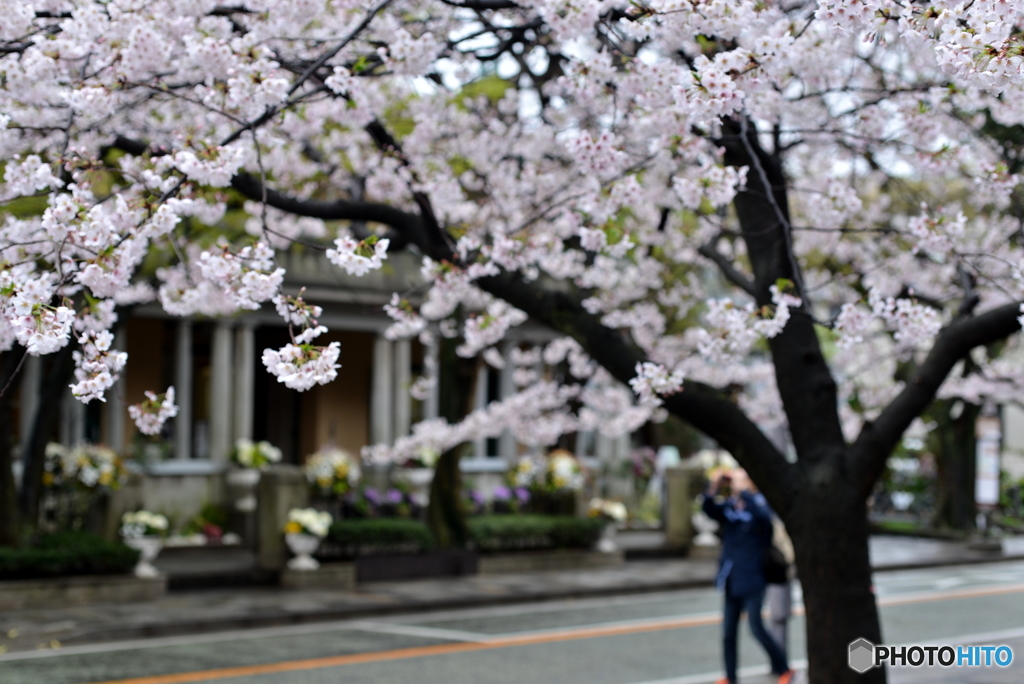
[324,519,434,558]
[0,532,140,580]
[320,515,605,558]
[468,515,605,552]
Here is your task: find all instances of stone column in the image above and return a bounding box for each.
[472,362,488,458]
[174,320,193,460]
[665,464,704,551]
[498,341,516,462]
[393,338,411,439]
[18,355,40,451]
[209,321,234,463]
[370,336,394,445]
[233,323,255,443]
[257,464,310,570]
[105,326,127,454]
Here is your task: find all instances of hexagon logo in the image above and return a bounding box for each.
[849,638,875,673]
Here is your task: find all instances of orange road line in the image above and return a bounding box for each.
[84,614,721,684]
[81,582,1024,684]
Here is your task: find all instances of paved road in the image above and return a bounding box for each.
[2,561,1023,684]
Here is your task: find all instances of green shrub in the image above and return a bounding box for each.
[468,515,605,552]
[325,519,434,557]
[0,532,140,580]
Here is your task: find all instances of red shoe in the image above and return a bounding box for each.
[777,670,796,684]
[714,679,732,684]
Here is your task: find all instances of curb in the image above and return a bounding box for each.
[51,575,721,647]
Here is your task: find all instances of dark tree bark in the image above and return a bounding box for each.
[928,399,980,531]
[0,347,27,547]
[790,488,884,684]
[19,340,76,530]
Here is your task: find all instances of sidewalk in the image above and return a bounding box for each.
[1,535,1022,654]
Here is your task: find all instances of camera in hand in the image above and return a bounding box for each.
[718,474,732,498]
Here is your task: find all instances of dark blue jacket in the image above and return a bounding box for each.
[702,489,774,598]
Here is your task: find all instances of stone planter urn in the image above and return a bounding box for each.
[691,510,720,547]
[285,533,322,570]
[595,523,619,554]
[124,537,163,578]
[227,468,262,512]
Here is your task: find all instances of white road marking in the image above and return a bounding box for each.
[374,587,712,625]
[343,620,490,643]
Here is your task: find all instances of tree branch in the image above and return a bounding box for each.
[698,236,756,297]
[477,271,795,514]
[229,174,431,250]
[848,302,1024,496]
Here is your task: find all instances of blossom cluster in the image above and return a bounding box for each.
[326,235,390,276]
[629,362,686,407]
[262,341,341,391]
[70,330,127,403]
[127,388,179,436]
[198,242,284,311]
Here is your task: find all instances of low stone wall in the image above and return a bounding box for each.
[477,549,624,575]
[281,562,355,591]
[355,551,478,582]
[0,574,166,611]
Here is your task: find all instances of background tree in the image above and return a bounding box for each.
[3,2,1024,682]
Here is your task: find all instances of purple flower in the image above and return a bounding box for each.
[385,488,404,504]
[363,487,381,504]
[492,485,512,501]
[514,487,530,503]
[468,489,485,504]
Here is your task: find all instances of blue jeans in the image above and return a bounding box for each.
[722,587,789,683]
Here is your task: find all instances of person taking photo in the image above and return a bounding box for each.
[702,469,795,684]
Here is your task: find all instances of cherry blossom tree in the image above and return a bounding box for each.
[3,1,1024,680]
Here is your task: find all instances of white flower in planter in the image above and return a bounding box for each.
[231,439,282,469]
[588,498,628,523]
[284,508,332,538]
[120,510,170,538]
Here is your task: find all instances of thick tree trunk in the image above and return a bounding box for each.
[790,484,885,684]
[425,334,476,548]
[0,348,27,547]
[928,400,979,531]
[19,341,76,530]
[426,446,469,548]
